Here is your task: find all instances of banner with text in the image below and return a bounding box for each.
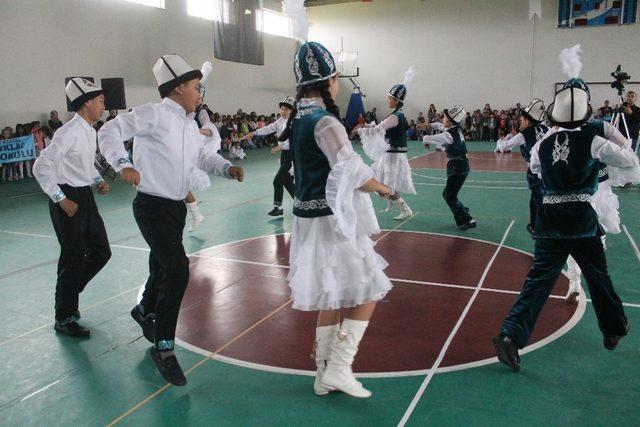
[0,135,36,164]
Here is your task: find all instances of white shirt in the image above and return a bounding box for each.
[254,117,289,149]
[33,113,103,202]
[529,126,639,177]
[423,123,454,147]
[98,98,233,201]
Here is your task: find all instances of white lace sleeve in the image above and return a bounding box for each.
[315,116,380,239]
[603,121,631,148]
[202,122,222,153]
[530,140,542,178]
[375,115,399,132]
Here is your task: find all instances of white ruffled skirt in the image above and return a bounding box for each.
[371,153,417,195]
[287,145,392,311]
[287,216,392,311]
[358,126,416,195]
[592,180,620,234]
[608,164,640,187]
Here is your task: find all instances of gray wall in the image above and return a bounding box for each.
[0,0,297,125]
[307,0,639,117]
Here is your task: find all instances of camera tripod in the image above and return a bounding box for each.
[610,92,635,153]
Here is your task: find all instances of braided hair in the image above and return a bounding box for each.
[278,79,343,143]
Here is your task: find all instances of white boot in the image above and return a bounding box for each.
[565,256,581,304]
[321,319,372,398]
[313,324,339,395]
[394,198,413,220]
[187,201,204,232]
[384,199,395,212]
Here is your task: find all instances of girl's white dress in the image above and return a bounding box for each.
[288,99,392,311]
[357,115,416,195]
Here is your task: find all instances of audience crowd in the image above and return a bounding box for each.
[1,99,632,183]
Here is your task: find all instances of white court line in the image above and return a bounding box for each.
[397,220,515,427]
[9,191,42,199]
[0,229,55,240]
[19,380,60,402]
[622,225,640,265]
[414,182,529,190]
[6,227,639,310]
[412,171,526,184]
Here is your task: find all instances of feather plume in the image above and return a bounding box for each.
[402,66,417,86]
[283,0,309,42]
[200,61,213,84]
[559,44,582,79]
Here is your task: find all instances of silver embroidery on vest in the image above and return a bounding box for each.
[294,198,329,210]
[552,134,570,165]
[543,194,591,204]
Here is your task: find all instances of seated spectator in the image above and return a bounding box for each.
[229,140,246,160]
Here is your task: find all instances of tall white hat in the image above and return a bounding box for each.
[65,78,103,111]
[153,54,203,98]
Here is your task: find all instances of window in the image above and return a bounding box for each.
[188,0,292,39]
[188,0,228,22]
[121,0,165,8]
[257,9,292,38]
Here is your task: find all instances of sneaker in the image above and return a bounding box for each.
[459,219,477,230]
[268,207,284,217]
[131,306,156,343]
[54,321,91,338]
[492,335,520,372]
[603,321,630,350]
[150,348,187,386]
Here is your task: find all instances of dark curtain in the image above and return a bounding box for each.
[214,0,264,66]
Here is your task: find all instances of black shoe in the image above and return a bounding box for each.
[526,223,535,235]
[131,306,156,343]
[492,335,520,372]
[459,219,477,230]
[603,321,630,350]
[54,321,91,338]
[268,207,284,217]
[150,348,187,386]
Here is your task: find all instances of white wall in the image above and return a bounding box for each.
[1,0,638,126]
[0,0,298,126]
[307,0,639,118]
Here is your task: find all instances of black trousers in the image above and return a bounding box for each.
[133,193,189,345]
[49,185,111,322]
[529,185,543,227]
[501,236,628,348]
[443,173,472,226]
[273,149,295,205]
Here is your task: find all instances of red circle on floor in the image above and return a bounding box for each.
[176,231,582,375]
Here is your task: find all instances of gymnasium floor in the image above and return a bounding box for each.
[0,141,638,426]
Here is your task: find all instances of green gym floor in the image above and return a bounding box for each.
[0,141,638,426]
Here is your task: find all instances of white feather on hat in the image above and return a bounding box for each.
[283,0,309,42]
